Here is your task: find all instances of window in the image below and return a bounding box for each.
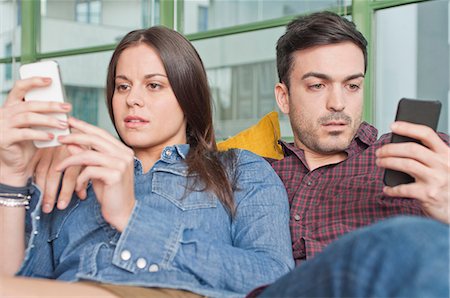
[76,0,101,24]
[52,52,117,135]
[198,5,208,32]
[184,0,350,34]
[66,86,100,125]
[41,0,155,52]
[5,43,12,80]
[375,0,449,134]
[193,27,287,139]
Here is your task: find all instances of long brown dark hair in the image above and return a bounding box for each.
[106,26,236,215]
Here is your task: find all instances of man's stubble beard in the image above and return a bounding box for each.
[289,106,362,154]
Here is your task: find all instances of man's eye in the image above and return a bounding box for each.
[348,84,360,91]
[309,83,324,90]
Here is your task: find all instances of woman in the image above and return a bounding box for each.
[0,27,293,297]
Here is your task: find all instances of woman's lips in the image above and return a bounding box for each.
[124,116,149,128]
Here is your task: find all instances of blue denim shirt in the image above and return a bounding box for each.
[17,145,294,297]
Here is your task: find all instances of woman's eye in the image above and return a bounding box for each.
[148,83,161,90]
[116,84,130,92]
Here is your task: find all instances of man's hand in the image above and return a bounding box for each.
[32,147,83,213]
[376,121,450,224]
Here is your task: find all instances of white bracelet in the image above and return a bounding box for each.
[0,193,30,199]
[0,196,30,208]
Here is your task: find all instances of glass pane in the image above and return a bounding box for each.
[50,52,116,135]
[0,0,21,58]
[183,0,351,34]
[0,63,20,106]
[375,0,449,134]
[41,0,159,52]
[193,27,292,140]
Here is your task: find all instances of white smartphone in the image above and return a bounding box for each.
[19,60,70,148]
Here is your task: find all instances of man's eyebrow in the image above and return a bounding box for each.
[301,72,365,81]
[344,73,365,81]
[301,72,331,80]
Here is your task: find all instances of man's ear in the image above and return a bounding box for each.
[275,82,290,114]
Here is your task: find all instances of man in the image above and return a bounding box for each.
[271,10,449,265]
[255,11,450,297]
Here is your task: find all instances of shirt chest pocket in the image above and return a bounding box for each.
[330,175,380,202]
[151,168,217,211]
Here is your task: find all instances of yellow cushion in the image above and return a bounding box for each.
[217,111,284,160]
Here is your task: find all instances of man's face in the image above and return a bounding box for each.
[275,42,365,155]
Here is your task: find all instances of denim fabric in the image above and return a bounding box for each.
[259,216,450,297]
[16,145,294,298]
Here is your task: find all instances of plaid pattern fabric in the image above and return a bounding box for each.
[270,122,439,265]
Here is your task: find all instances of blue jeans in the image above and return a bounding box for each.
[260,216,449,297]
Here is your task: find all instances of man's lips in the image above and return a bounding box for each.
[321,121,349,132]
[322,121,348,126]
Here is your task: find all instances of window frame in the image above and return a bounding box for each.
[0,0,435,126]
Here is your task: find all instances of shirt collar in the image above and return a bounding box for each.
[133,144,190,171]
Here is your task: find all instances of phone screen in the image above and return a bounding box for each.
[383,98,441,187]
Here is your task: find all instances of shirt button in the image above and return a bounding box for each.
[35,216,40,220]
[294,214,301,221]
[136,257,147,269]
[120,250,131,261]
[148,264,159,272]
[164,150,172,157]
[306,181,312,186]
[33,230,39,235]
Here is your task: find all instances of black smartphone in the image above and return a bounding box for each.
[383,98,441,187]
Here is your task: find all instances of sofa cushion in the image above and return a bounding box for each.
[217,111,284,160]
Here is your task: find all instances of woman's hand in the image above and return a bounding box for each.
[32,146,83,213]
[376,121,450,224]
[56,117,135,232]
[0,78,71,186]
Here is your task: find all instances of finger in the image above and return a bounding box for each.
[58,132,120,157]
[376,156,431,181]
[76,166,121,192]
[33,148,54,190]
[376,141,440,168]
[66,117,125,148]
[43,165,65,213]
[75,178,88,200]
[55,150,124,173]
[4,101,72,116]
[56,165,82,209]
[391,121,449,154]
[5,77,52,107]
[39,146,64,214]
[383,183,425,200]
[6,128,55,145]
[10,111,69,130]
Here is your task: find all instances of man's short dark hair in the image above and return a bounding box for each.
[276,11,368,89]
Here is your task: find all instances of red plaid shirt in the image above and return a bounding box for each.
[270,122,449,265]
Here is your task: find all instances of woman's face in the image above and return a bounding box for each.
[112,44,187,152]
